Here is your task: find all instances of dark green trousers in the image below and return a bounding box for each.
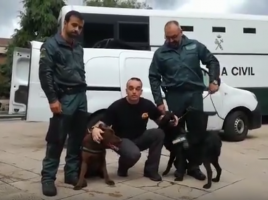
[165,90,206,173]
[41,92,88,183]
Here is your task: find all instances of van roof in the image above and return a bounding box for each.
[60,5,268,21]
[30,41,152,54]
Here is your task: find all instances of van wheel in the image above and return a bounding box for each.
[223,111,248,142]
[87,112,105,128]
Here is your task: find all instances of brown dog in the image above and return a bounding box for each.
[73,124,121,190]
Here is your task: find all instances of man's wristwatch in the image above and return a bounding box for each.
[211,80,218,85]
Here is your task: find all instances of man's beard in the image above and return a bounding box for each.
[167,41,180,48]
[67,31,79,39]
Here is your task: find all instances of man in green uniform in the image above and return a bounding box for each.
[39,11,87,196]
[149,20,220,181]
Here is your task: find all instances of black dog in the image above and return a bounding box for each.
[158,111,186,151]
[158,111,176,130]
[186,131,222,189]
[161,111,222,189]
[159,111,188,177]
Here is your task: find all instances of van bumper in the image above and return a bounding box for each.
[249,103,262,129]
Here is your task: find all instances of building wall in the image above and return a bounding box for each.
[0,54,7,65]
[0,53,8,85]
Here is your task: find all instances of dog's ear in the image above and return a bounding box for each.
[98,123,106,130]
[99,123,110,132]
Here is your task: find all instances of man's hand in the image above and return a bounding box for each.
[170,115,179,127]
[157,104,166,114]
[209,83,219,94]
[49,100,62,114]
[92,127,103,143]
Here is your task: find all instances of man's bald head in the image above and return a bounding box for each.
[164,20,183,48]
[165,20,180,29]
[125,77,143,103]
[126,77,142,88]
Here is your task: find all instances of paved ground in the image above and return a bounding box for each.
[0,121,268,199]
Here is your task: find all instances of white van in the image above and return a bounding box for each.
[12,41,261,142]
[55,5,268,116]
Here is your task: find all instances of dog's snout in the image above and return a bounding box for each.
[112,137,122,146]
[114,137,122,144]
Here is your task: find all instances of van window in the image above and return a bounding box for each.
[83,23,114,47]
[212,27,225,33]
[118,23,149,43]
[181,26,194,32]
[243,28,256,34]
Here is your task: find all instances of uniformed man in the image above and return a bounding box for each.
[39,11,87,196]
[149,20,220,181]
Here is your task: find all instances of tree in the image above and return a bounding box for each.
[85,0,152,9]
[0,0,65,98]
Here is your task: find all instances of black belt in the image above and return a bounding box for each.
[164,84,202,93]
[57,85,86,96]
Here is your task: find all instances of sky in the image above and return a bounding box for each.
[0,0,268,38]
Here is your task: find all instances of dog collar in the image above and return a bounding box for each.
[81,146,105,154]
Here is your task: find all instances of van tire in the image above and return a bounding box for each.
[223,111,248,142]
[87,112,105,128]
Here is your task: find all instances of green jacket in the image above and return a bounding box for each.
[39,32,86,103]
[149,35,220,105]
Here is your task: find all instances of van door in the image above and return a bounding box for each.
[202,69,223,130]
[119,51,158,129]
[26,41,52,122]
[8,48,31,115]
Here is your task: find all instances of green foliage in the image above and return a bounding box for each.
[0,0,65,98]
[86,0,152,9]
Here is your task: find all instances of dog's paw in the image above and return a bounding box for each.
[203,183,211,189]
[73,180,87,190]
[212,177,220,182]
[106,180,115,186]
[73,185,82,190]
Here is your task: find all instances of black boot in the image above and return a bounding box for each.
[144,171,162,181]
[174,170,184,181]
[42,182,57,197]
[187,168,206,181]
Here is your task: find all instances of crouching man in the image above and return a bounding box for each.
[91,77,178,181]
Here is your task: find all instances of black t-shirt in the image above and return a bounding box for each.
[102,97,162,140]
